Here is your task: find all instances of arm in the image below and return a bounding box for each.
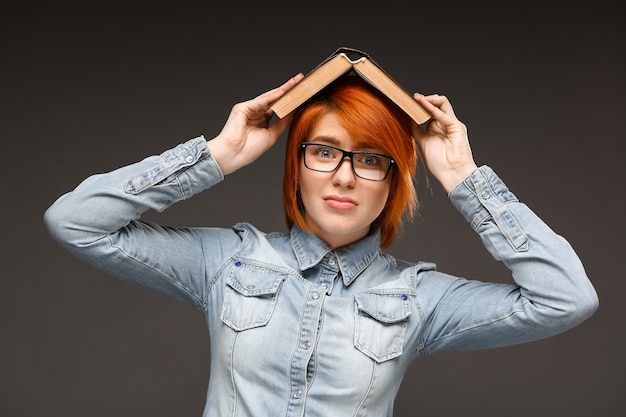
[411,94,598,352]
[43,75,303,310]
[421,166,598,352]
[44,137,229,310]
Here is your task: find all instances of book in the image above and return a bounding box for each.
[270,47,431,125]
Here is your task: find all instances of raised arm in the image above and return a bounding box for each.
[43,75,303,310]
[409,94,598,352]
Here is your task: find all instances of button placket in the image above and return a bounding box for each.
[317,254,338,295]
[287,285,324,414]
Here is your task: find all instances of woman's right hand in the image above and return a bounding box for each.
[206,74,304,175]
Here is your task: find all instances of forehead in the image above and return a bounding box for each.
[305,110,389,153]
[308,112,352,147]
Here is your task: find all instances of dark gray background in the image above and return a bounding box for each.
[2,2,623,416]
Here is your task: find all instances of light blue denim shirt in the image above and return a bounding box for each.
[44,136,598,417]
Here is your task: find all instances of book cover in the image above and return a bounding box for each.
[271,47,431,125]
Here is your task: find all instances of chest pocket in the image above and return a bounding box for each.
[220,262,287,331]
[354,291,413,363]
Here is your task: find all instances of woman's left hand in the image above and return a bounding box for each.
[412,94,478,193]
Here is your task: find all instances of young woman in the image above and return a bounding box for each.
[44,74,598,416]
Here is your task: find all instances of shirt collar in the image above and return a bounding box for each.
[290,224,382,286]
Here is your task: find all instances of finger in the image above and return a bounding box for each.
[232,75,302,119]
[414,93,456,119]
[255,73,305,108]
[411,124,426,146]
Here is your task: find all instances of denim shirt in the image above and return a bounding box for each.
[44,136,598,417]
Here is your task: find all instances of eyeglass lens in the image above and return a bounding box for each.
[302,143,393,181]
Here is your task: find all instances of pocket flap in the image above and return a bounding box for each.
[226,265,286,297]
[355,292,412,323]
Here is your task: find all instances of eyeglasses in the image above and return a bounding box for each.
[301,142,395,181]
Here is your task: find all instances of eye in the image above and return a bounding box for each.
[356,154,384,167]
[315,146,337,159]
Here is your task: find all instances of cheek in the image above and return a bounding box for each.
[371,182,391,208]
[358,185,390,222]
[375,188,391,212]
[298,168,316,206]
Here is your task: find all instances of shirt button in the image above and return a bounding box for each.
[301,341,311,349]
[320,283,328,290]
[185,155,194,163]
[293,389,303,399]
[311,292,320,300]
[481,190,491,199]
[327,257,336,266]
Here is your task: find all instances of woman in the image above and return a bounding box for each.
[44,74,598,416]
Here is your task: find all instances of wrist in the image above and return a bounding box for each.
[439,163,478,194]
[206,137,236,175]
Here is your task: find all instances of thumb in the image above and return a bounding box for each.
[411,124,429,148]
[267,111,296,144]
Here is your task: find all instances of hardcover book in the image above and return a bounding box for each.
[270,47,431,125]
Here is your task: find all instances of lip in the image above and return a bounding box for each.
[324,195,358,210]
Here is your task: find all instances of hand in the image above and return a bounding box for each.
[412,94,478,193]
[207,74,304,175]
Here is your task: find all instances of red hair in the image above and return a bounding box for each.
[282,75,419,247]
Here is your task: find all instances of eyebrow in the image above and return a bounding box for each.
[308,135,341,146]
[307,135,382,153]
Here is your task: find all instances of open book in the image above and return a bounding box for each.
[270,47,431,125]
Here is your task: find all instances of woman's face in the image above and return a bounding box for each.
[298,112,391,249]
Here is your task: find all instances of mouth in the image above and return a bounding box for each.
[324,195,358,210]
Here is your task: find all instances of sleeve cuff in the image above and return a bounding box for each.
[124,136,224,198]
[449,165,522,234]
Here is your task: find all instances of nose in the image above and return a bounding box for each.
[332,157,357,187]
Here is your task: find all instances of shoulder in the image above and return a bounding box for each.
[231,222,293,269]
[379,251,437,274]
[231,222,290,245]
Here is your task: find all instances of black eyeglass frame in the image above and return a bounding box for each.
[300,142,396,182]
